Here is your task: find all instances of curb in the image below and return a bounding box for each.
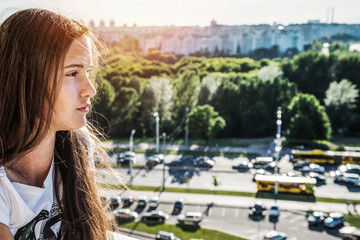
[119,228,154,239]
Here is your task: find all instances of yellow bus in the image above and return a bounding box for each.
[291,149,360,165]
[255,175,316,194]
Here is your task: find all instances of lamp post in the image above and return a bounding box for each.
[162,132,166,191]
[274,109,282,197]
[153,112,160,153]
[129,129,136,178]
[185,107,189,148]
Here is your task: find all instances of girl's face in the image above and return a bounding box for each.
[51,37,96,131]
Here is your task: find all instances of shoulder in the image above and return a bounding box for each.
[0,167,12,226]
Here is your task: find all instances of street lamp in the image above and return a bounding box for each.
[274,109,282,197]
[162,132,166,191]
[129,129,136,177]
[185,107,189,148]
[153,112,160,153]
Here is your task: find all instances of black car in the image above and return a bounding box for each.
[249,201,266,215]
[193,156,215,168]
[141,210,169,223]
[232,160,253,171]
[122,196,134,208]
[173,198,184,213]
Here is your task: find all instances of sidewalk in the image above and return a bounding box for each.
[104,142,269,155]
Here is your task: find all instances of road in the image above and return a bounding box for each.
[102,153,360,200]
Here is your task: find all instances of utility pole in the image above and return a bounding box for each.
[162,132,166,191]
[185,107,189,148]
[153,112,160,153]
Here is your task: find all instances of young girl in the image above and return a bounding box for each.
[0,8,114,239]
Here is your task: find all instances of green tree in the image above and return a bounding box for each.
[258,65,282,81]
[324,79,359,135]
[282,51,335,101]
[198,73,222,105]
[139,76,174,136]
[92,78,115,130]
[189,105,226,145]
[287,93,332,140]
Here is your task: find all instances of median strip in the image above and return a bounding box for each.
[97,184,360,204]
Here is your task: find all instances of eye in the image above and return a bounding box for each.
[66,71,78,77]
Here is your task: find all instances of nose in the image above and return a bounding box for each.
[80,75,96,99]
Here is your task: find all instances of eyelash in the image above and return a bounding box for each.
[66,70,92,78]
[66,71,78,77]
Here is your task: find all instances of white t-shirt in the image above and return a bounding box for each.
[0,160,62,239]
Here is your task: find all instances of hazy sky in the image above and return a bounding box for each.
[1,0,359,27]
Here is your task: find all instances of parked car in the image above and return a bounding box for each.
[301,164,325,174]
[264,230,287,240]
[113,208,138,221]
[149,196,160,208]
[232,160,253,170]
[110,196,121,209]
[307,172,326,183]
[306,211,328,225]
[177,212,203,225]
[117,151,136,165]
[261,162,277,172]
[324,212,344,228]
[252,157,273,168]
[155,231,181,240]
[333,172,360,185]
[268,205,280,218]
[342,173,360,186]
[173,198,185,213]
[249,201,266,215]
[293,160,311,169]
[137,196,148,207]
[338,164,360,175]
[141,210,169,223]
[122,196,134,208]
[146,154,165,168]
[193,156,215,168]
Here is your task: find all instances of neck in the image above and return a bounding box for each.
[7,132,56,187]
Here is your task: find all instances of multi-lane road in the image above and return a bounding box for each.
[102,153,360,200]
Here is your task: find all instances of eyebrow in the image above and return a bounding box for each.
[64,64,85,69]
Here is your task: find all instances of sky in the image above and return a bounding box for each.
[0,0,360,27]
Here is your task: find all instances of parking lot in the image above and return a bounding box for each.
[111,196,344,240]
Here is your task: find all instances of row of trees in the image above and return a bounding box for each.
[92,38,360,142]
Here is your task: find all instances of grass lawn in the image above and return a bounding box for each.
[345,214,360,228]
[120,221,247,240]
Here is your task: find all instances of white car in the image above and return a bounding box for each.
[268,205,280,217]
[301,164,325,174]
[177,212,203,225]
[264,230,287,240]
[149,196,160,208]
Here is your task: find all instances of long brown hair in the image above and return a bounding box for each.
[0,8,112,239]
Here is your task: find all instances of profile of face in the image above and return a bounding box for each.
[51,37,96,132]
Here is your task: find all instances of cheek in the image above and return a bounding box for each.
[54,82,77,114]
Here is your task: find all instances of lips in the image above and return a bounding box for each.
[77,104,90,112]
